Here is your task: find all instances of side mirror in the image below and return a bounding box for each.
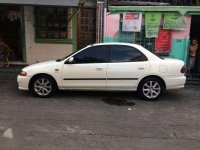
[68,57,74,64]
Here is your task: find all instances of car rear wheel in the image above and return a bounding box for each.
[30,75,57,97]
[138,78,164,100]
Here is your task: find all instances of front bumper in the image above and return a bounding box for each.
[17,75,31,90]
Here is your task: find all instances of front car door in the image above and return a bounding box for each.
[107,45,150,90]
[61,45,108,89]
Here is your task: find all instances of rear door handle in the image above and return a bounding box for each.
[138,67,145,70]
[96,68,103,71]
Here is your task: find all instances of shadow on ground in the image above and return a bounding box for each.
[102,97,136,106]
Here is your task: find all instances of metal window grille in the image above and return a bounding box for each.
[35,7,69,39]
[186,73,200,81]
[119,17,155,52]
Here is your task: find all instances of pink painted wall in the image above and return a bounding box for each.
[104,8,120,38]
[172,16,191,39]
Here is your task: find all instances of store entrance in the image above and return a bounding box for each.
[189,15,200,78]
[0,5,22,62]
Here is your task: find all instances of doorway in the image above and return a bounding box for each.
[77,8,96,50]
[0,5,22,61]
[189,15,200,78]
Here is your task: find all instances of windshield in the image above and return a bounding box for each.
[56,44,95,62]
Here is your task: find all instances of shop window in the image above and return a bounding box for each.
[35,7,72,41]
[134,27,155,53]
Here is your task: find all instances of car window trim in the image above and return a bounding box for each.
[109,45,148,63]
[70,45,110,64]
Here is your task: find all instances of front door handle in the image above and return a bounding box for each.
[138,67,145,70]
[96,68,103,71]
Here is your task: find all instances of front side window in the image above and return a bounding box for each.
[73,46,108,64]
[35,7,68,39]
[110,45,147,62]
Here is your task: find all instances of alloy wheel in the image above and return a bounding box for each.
[142,81,161,99]
[34,78,52,96]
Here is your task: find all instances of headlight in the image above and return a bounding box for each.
[19,71,27,76]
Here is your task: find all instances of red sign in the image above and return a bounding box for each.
[155,28,172,54]
[125,13,140,20]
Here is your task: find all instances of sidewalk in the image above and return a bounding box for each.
[186,80,200,85]
[0,65,26,80]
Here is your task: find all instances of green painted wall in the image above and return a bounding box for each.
[167,39,189,64]
[103,37,119,42]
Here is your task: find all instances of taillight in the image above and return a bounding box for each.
[181,65,186,73]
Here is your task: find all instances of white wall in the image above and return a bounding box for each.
[24,6,73,64]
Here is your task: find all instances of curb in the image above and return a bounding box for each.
[186,81,200,85]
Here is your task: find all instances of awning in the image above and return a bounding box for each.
[108,6,200,15]
[0,0,79,6]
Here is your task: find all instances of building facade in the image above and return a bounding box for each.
[0,0,100,64]
[104,0,200,80]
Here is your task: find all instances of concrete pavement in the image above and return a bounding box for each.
[0,66,200,150]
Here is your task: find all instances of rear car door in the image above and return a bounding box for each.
[107,45,150,90]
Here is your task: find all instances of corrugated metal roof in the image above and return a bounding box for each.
[0,0,79,6]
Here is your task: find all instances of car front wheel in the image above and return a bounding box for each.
[30,75,57,97]
[138,78,164,100]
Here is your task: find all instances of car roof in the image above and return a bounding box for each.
[88,42,160,61]
[90,42,140,47]
[89,42,147,51]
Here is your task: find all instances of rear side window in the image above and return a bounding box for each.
[73,45,108,63]
[110,45,148,63]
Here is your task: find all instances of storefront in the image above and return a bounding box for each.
[0,5,23,62]
[189,15,200,79]
[0,0,101,65]
[0,0,79,64]
[104,0,200,81]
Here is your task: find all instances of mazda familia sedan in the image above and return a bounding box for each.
[17,43,186,100]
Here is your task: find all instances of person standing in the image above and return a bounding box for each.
[0,36,10,68]
[188,38,198,73]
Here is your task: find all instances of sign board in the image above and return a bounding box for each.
[122,13,142,32]
[163,13,187,30]
[155,28,172,54]
[145,13,161,38]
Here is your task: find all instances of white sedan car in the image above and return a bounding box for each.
[17,43,186,100]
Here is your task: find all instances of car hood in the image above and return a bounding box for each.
[22,60,59,73]
[25,60,56,68]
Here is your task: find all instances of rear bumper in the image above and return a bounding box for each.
[17,75,31,90]
[164,76,186,90]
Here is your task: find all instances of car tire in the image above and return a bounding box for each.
[30,75,57,98]
[138,77,164,100]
